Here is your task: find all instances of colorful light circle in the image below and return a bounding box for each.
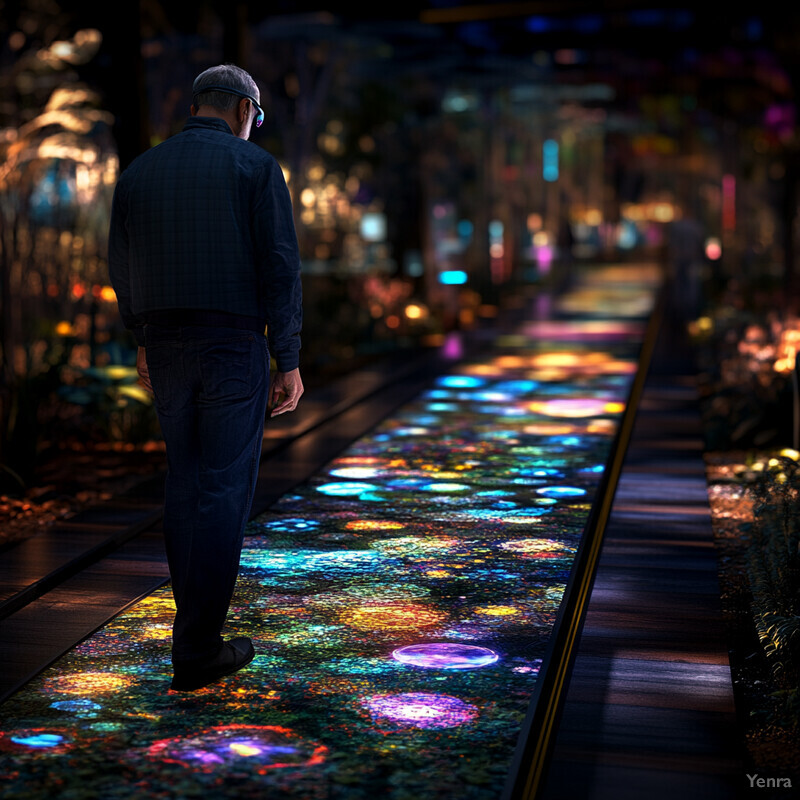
[6,731,67,749]
[345,520,405,531]
[419,483,471,493]
[329,467,382,479]
[528,398,612,418]
[145,725,327,773]
[342,604,445,630]
[536,486,587,498]
[41,672,134,696]
[391,643,499,670]
[437,375,485,389]
[500,539,575,557]
[316,482,379,496]
[364,692,479,728]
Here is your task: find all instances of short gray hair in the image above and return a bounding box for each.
[192,64,260,113]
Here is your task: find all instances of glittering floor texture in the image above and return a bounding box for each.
[0,273,657,799]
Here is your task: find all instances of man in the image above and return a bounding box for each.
[108,64,303,692]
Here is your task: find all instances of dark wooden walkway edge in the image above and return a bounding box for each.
[503,291,665,800]
[538,305,746,800]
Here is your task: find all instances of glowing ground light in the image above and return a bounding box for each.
[49,699,102,714]
[500,539,574,557]
[145,725,327,773]
[536,486,587,498]
[528,398,619,418]
[344,583,431,600]
[523,422,578,435]
[42,672,134,695]
[316,482,379,496]
[345,520,405,531]
[329,467,382,479]
[475,605,521,617]
[256,517,320,533]
[365,693,479,728]
[437,375,485,389]
[342,604,445,630]
[500,508,554,523]
[7,732,66,748]
[392,643,499,670]
[419,483,471,493]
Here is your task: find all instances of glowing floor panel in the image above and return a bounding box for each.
[0,277,656,799]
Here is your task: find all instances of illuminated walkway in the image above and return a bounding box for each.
[0,265,662,799]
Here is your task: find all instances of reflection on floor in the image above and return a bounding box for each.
[0,265,660,799]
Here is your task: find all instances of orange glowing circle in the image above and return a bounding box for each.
[345,520,405,531]
[522,422,577,436]
[342,604,445,630]
[495,356,526,369]
[43,672,134,695]
[475,605,520,617]
[531,352,583,368]
[586,419,615,434]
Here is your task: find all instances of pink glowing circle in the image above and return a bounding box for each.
[529,397,610,418]
[391,643,499,670]
[364,692,479,728]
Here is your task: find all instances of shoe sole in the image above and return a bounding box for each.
[170,643,255,692]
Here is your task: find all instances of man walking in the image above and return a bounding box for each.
[108,64,303,691]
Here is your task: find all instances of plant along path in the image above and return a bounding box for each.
[0,267,658,799]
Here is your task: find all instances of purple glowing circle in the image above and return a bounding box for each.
[365,692,479,728]
[391,643,499,670]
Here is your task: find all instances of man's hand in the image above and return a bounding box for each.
[269,368,303,416]
[137,346,153,393]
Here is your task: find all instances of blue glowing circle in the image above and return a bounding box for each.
[10,733,65,748]
[426,403,460,412]
[502,507,554,521]
[257,517,321,533]
[50,699,102,714]
[580,464,605,474]
[387,478,428,490]
[419,483,471,493]
[316,482,379,496]
[536,486,587,498]
[358,491,390,502]
[392,643,500,670]
[437,375,485,389]
[391,427,430,436]
[494,380,539,394]
[515,467,563,477]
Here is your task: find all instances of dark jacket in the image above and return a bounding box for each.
[108,116,302,372]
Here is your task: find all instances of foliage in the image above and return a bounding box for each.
[747,455,800,726]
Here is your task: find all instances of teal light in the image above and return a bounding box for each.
[439,270,467,285]
[543,139,559,182]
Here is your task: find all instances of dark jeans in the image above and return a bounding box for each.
[144,324,269,664]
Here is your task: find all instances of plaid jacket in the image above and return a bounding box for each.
[108,116,302,372]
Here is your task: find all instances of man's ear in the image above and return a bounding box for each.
[190,104,197,116]
[239,97,250,122]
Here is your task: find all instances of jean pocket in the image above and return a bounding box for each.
[198,335,257,402]
[145,343,180,412]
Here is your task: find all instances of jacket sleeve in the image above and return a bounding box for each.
[108,179,146,346]
[252,158,303,372]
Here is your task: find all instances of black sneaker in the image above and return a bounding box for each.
[170,637,255,692]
